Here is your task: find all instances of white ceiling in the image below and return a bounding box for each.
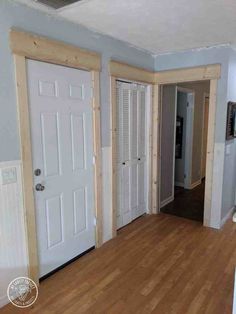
[16,0,236,55]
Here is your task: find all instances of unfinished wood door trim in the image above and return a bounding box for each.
[92,71,103,247]
[111,77,118,237]
[12,31,103,284]
[151,84,160,214]
[155,64,221,84]
[204,80,217,227]
[10,29,101,71]
[14,54,39,283]
[110,61,155,84]
[111,76,155,237]
[201,92,210,180]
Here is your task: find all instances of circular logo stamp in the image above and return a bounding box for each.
[7,277,38,308]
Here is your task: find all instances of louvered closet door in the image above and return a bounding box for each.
[116,82,147,229]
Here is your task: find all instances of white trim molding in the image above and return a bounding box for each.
[160,196,174,208]
[175,181,185,188]
[221,206,235,227]
[190,179,202,190]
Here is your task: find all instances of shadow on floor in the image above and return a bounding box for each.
[161,180,205,222]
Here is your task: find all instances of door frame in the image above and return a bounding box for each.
[160,85,177,208]
[201,92,210,179]
[154,65,221,229]
[110,61,156,237]
[176,86,195,190]
[10,29,103,284]
[110,61,221,234]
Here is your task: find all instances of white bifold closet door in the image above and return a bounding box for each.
[116,81,148,229]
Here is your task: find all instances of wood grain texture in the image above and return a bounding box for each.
[111,76,118,237]
[155,64,221,84]
[1,214,235,313]
[10,29,101,71]
[92,71,103,247]
[151,84,160,214]
[204,79,217,227]
[110,61,155,84]
[13,54,39,284]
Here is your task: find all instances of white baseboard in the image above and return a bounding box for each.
[221,206,235,227]
[233,269,236,314]
[190,179,202,190]
[175,181,184,187]
[160,195,174,208]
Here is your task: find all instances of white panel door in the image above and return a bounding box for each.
[117,82,147,229]
[27,60,95,277]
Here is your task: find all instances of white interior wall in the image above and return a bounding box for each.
[179,81,210,186]
[222,48,236,221]
[175,91,187,186]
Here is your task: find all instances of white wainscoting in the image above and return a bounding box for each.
[233,269,236,314]
[0,160,28,308]
[102,147,113,243]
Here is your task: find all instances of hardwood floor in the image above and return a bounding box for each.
[1,214,236,314]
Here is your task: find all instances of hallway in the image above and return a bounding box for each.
[161,181,205,222]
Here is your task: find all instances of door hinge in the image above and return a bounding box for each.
[93,155,96,165]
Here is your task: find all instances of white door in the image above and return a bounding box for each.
[116,82,148,229]
[27,60,95,277]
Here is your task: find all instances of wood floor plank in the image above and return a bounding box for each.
[1,214,235,314]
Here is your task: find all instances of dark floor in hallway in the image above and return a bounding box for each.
[161,181,205,222]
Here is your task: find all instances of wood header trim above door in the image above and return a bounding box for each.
[10,29,101,71]
[155,64,221,84]
[110,60,155,84]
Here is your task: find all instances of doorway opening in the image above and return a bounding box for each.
[160,81,210,223]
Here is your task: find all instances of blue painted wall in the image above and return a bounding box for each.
[222,49,236,219]
[0,0,235,226]
[0,0,154,162]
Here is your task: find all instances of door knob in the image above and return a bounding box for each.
[35,183,45,191]
[34,169,41,176]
